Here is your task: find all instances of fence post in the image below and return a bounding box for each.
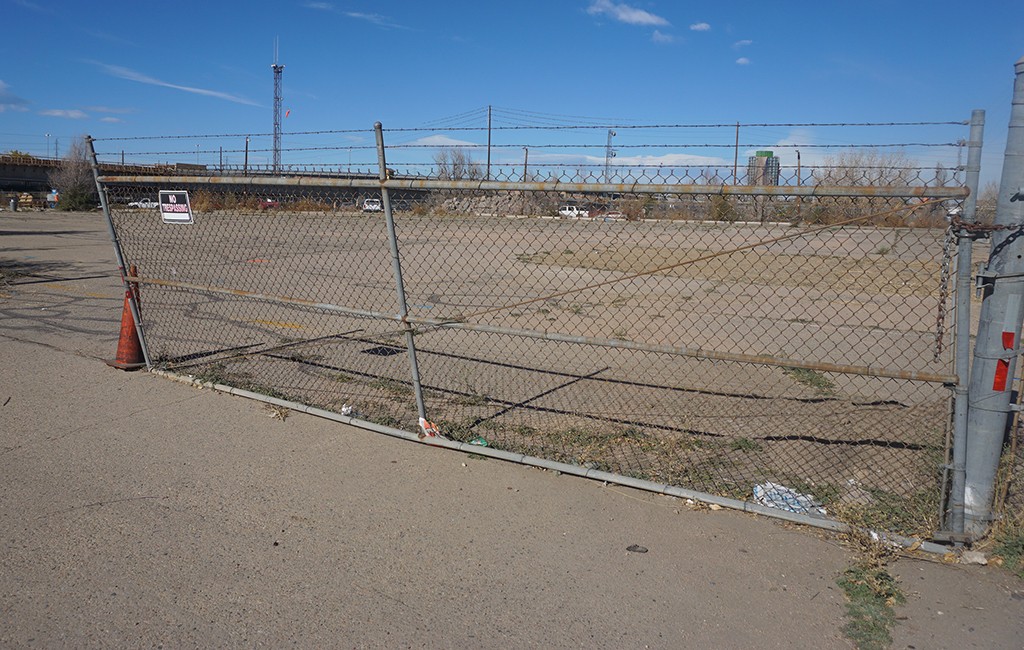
[86,135,152,368]
[949,109,985,536]
[374,122,428,426]
[964,56,1024,537]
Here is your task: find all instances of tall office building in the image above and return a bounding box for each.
[747,151,780,185]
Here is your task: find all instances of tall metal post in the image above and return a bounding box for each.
[604,129,616,184]
[85,136,152,368]
[486,105,492,181]
[374,122,428,425]
[272,39,284,174]
[733,122,740,184]
[964,57,1024,537]
[949,109,986,535]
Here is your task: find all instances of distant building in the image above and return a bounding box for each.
[747,151,780,186]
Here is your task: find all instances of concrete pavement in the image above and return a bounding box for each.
[1,210,1021,648]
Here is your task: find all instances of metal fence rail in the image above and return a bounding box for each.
[91,122,973,540]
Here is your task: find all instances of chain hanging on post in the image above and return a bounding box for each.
[934,221,957,362]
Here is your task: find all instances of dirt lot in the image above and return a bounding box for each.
[1,209,1022,648]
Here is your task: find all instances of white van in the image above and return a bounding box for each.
[362,198,383,212]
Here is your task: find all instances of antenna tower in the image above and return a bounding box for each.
[272,38,285,173]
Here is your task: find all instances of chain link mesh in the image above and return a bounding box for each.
[98,159,966,537]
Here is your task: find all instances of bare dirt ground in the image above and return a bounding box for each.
[1,209,1022,648]
[96,202,963,532]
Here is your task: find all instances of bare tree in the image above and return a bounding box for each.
[809,151,919,225]
[48,136,97,211]
[433,147,483,180]
[976,181,999,224]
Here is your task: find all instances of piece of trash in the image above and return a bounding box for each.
[461,462,467,467]
[468,436,489,447]
[626,544,648,553]
[709,504,723,511]
[419,417,440,438]
[753,482,826,516]
[960,550,988,566]
[340,405,353,416]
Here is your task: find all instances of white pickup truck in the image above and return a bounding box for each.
[558,205,589,218]
[128,198,158,209]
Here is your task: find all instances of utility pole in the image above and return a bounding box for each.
[733,122,740,184]
[244,137,250,175]
[604,129,616,184]
[523,147,529,182]
[964,56,1024,537]
[486,105,492,181]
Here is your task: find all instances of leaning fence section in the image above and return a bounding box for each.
[93,122,972,540]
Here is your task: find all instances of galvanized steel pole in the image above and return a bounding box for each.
[374,122,428,424]
[964,57,1024,537]
[85,135,153,369]
[949,109,985,535]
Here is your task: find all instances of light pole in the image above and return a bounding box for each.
[604,129,616,184]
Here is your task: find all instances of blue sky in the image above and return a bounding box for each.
[2,0,1022,182]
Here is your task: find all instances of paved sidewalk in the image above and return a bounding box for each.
[1,210,1021,648]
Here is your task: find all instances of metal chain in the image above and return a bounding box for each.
[934,223,957,361]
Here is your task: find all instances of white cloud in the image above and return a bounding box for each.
[689,22,711,31]
[304,2,405,28]
[525,152,729,167]
[736,57,751,65]
[40,109,88,119]
[651,30,674,43]
[587,0,670,27]
[95,63,260,106]
[100,116,124,123]
[408,135,480,147]
[0,80,29,112]
[84,105,135,114]
[733,39,752,48]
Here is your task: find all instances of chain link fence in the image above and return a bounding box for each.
[92,122,973,539]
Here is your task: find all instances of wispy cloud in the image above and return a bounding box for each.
[733,39,753,48]
[587,0,669,27]
[736,57,751,65]
[84,105,136,114]
[689,22,711,31]
[13,0,51,13]
[407,135,479,147]
[652,30,674,43]
[0,80,30,112]
[528,152,728,167]
[94,62,260,106]
[303,2,407,28]
[40,109,88,119]
[99,116,124,123]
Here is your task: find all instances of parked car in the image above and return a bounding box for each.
[362,198,383,212]
[558,205,589,218]
[128,198,158,209]
[258,198,280,210]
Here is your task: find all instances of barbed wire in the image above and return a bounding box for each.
[104,141,962,158]
[90,120,968,143]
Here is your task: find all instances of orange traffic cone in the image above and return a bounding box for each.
[107,266,146,370]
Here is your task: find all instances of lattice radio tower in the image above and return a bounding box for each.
[272,38,285,173]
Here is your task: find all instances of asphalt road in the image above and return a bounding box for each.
[1,209,1021,648]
